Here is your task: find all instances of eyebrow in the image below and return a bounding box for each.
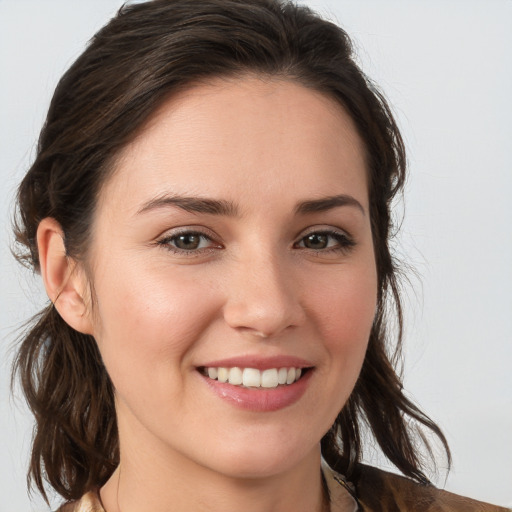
[137,193,365,217]
[295,194,365,216]
[137,194,240,216]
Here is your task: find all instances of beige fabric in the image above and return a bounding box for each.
[57,465,511,512]
[323,462,359,512]
[58,490,103,512]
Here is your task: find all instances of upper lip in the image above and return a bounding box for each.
[198,355,314,371]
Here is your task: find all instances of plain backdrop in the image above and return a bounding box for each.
[1,1,511,510]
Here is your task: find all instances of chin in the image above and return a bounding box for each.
[195,433,320,481]
[212,456,303,481]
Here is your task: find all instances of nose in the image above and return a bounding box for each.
[222,252,305,338]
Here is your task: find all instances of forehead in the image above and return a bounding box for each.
[99,76,369,216]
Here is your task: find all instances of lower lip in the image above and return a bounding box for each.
[200,370,313,412]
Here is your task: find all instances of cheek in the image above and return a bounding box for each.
[306,263,377,374]
[292,262,377,435]
[313,267,376,336]
[90,265,222,390]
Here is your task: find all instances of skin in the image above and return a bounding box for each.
[38,76,377,512]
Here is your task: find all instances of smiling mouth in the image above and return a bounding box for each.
[198,366,311,388]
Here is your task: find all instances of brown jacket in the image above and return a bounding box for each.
[58,464,510,511]
[324,464,510,511]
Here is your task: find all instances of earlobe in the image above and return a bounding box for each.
[37,218,94,335]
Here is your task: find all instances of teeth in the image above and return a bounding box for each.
[228,367,243,385]
[217,367,229,383]
[242,368,261,387]
[204,366,305,388]
[261,369,278,388]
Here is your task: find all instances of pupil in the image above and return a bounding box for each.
[305,233,327,249]
[176,234,200,250]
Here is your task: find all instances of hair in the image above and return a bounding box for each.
[12,0,450,503]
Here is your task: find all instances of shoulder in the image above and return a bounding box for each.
[55,490,104,512]
[326,463,510,512]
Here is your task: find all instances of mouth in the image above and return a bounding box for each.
[198,366,312,389]
[197,360,314,411]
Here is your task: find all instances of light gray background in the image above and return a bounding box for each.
[1,1,511,510]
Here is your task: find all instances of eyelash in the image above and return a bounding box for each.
[156,228,355,256]
[156,230,220,256]
[293,229,356,254]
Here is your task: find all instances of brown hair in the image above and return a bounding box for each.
[12,0,449,502]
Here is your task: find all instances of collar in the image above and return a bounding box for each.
[322,460,360,512]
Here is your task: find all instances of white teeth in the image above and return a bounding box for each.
[286,367,296,385]
[217,367,229,383]
[242,368,261,387]
[228,367,243,385]
[204,366,305,388]
[261,369,278,388]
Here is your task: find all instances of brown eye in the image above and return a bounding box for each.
[158,231,218,253]
[303,233,328,249]
[174,233,202,250]
[295,230,355,253]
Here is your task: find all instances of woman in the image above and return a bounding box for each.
[10,0,509,510]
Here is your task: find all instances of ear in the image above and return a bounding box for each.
[37,217,94,335]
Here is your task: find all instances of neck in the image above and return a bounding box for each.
[101,451,327,512]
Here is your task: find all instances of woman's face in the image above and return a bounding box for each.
[86,76,377,479]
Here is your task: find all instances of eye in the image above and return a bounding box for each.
[294,229,355,253]
[157,230,220,254]
[172,233,208,250]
